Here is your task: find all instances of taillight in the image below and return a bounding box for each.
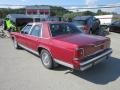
[74,48,84,60]
[106,38,111,48]
[83,25,89,33]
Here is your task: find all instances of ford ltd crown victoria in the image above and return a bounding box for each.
[11,21,112,71]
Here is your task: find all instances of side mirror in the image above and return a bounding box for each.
[24,32,28,34]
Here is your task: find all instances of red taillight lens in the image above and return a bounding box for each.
[83,25,89,33]
[74,48,84,60]
[106,38,111,48]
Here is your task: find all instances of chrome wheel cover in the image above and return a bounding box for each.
[14,40,17,48]
[42,52,50,66]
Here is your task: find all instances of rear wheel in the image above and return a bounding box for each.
[89,29,92,34]
[41,49,54,69]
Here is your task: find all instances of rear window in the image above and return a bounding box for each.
[73,20,86,26]
[50,23,82,37]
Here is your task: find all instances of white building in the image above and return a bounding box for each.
[25,5,50,20]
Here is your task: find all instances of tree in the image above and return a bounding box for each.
[0,6,70,18]
[50,6,70,17]
[63,11,96,20]
[83,11,95,16]
[97,9,102,15]
[0,8,25,18]
[96,9,111,15]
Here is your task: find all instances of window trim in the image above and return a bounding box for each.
[21,24,34,35]
[21,23,50,39]
[49,23,82,37]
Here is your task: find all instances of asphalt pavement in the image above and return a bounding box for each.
[0,33,120,90]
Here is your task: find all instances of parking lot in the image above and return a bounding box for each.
[0,32,120,90]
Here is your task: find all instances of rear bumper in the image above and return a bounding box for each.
[80,48,112,71]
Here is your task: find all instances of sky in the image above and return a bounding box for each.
[0,0,119,6]
[0,0,120,13]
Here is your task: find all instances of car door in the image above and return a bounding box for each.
[25,24,42,51]
[18,24,33,46]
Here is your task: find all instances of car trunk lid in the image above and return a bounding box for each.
[53,33,110,58]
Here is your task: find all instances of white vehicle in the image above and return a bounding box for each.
[95,15,120,26]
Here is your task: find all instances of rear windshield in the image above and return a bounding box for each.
[50,23,82,37]
[72,20,86,26]
[112,21,120,25]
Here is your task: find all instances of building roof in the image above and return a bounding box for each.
[7,14,49,22]
[7,14,30,19]
[26,5,50,10]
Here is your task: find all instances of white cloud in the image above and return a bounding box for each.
[100,3,120,13]
[10,6,25,9]
[0,5,24,9]
[66,2,120,13]
[85,0,98,6]
[101,8,120,14]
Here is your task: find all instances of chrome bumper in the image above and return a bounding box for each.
[80,48,112,71]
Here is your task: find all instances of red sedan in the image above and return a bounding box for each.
[11,21,112,71]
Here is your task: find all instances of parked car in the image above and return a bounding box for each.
[72,16,100,35]
[11,21,112,71]
[109,21,120,33]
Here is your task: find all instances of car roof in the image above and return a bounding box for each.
[73,16,94,21]
[112,21,120,25]
[27,21,67,25]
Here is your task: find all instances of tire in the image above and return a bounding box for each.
[89,29,92,34]
[13,38,20,49]
[41,49,54,69]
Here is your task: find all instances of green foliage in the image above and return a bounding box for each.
[96,9,111,15]
[0,6,118,20]
[0,8,25,18]
[50,6,70,16]
[0,6,70,18]
[63,10,118,20]
[83,11,96,16]
[63,11,96,20]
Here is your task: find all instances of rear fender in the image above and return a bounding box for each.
[37,45,54,58]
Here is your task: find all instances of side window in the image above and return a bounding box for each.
[30,25,41,37]
[22,25,32,34]
[88,18,93,27]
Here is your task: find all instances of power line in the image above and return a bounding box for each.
[0,4,120,9]
[67,6,120,10]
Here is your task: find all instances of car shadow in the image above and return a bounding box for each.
[65,56,120,85]
[54,65,70,71]
[20,49,120,84]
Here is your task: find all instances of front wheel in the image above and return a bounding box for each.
[41,49,54,69]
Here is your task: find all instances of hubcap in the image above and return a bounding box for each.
[42,52,50,66]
